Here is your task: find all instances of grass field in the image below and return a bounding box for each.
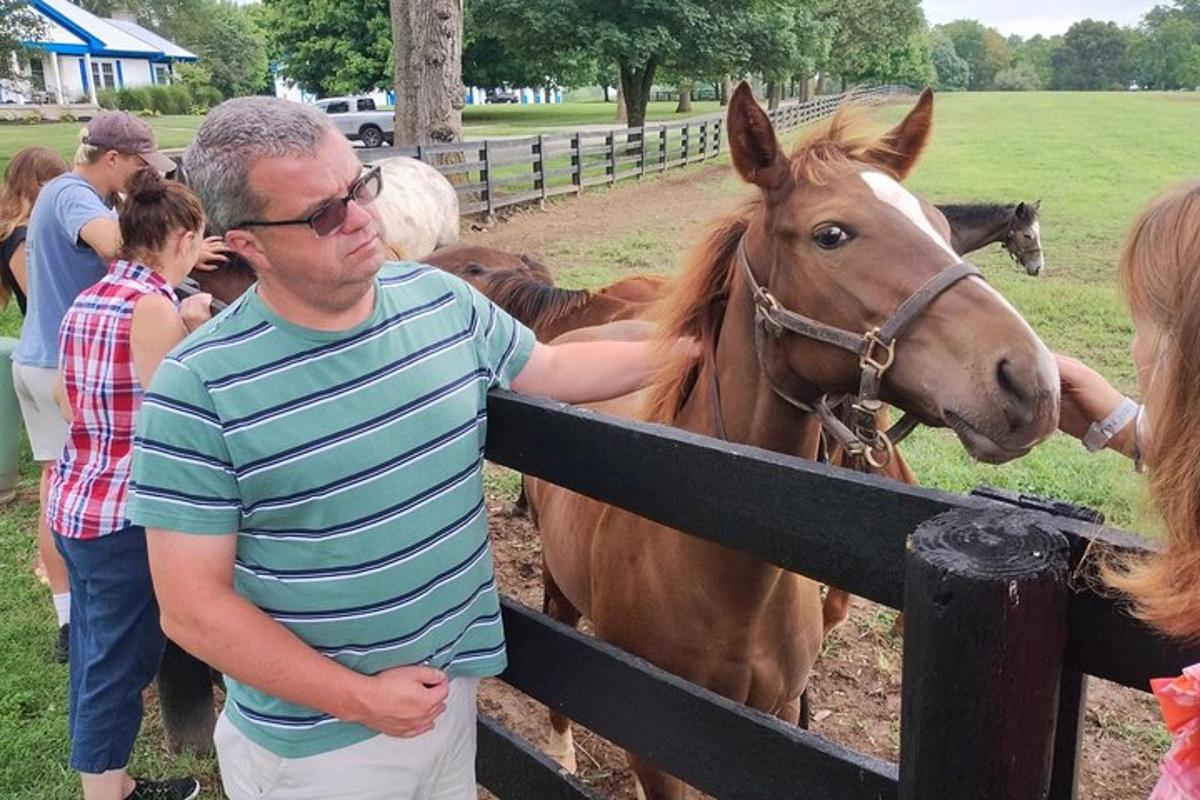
[0,100,722,174]
[1,91,1196,797]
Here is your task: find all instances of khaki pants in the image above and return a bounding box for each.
[214,677,479,800]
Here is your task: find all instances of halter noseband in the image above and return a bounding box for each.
[734,236,981,468]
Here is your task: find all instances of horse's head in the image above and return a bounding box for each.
[726,83,1058,464]
[1006,200,1044,276]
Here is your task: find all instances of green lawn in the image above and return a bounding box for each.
[0,90,1195,797]
[0,100,725,173]
[0,115,205,174]
[462,99,724,137]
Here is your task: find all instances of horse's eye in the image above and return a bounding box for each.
[813,224,852,250]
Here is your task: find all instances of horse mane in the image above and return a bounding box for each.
[480,270,590,331]
[642,107,892,424]
[937,203,1017,228]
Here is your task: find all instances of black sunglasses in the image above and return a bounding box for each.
[234,165,383,237]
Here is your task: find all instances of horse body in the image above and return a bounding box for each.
[939,201,1044,275]
[526,84,1060,799]
[370,156,460,259]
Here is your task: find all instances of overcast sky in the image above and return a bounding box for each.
[922,0,1160,37]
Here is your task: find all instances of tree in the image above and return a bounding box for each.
[391,0,463,146]
[472,0,750,129]
[1128,6,1200,89]
[929,29,970,91]
[993,62,1042,90]
[1010,34,1058,87]
[263,0,392,96]
[827,0,931,86]
[1051,19,1130,90]
[936,19,1011,89]
[0,1,45,84]
[462,0,596,93]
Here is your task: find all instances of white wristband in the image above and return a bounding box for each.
[1083,396,1139,453]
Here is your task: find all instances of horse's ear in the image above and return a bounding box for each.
[727,81,789,190]
[863,87,934,181]
[1033,199,1042,211]
[1015,201,1027,218]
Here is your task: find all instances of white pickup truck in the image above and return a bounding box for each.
[314,96,394,148]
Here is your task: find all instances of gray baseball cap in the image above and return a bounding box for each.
[83,111,175,174]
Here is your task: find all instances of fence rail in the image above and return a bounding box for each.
[361,86,912,218]
[474,390,1200,800]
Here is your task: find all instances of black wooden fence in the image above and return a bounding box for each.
[472,390,1199,800]
[359,86,912,218]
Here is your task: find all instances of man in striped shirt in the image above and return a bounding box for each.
[128,97,671,799]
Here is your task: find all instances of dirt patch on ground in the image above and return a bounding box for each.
[464,167,1168,799]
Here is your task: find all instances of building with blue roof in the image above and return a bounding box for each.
[5,0,197,105]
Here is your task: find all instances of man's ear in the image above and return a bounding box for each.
[223,229,270,274]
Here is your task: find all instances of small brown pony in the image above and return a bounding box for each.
[524,83,1059,799]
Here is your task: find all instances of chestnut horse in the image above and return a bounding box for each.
[524,84,1059,799]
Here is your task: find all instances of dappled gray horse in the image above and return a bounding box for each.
[939,201,1044,275]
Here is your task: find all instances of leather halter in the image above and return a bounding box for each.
[1002,225,1042,268]
[729,235,981,467]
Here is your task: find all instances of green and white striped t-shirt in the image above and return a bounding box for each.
[128,262,535,758]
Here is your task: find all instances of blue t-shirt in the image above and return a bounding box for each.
[13,173,115,368]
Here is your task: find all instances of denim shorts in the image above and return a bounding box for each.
[55,525,166,773]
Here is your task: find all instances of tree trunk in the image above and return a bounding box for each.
[675,82,692,113]
[615,82,627,122]
[766,80,782,110]
[618,60,656,128]
[798,72,813,102]
[603,84,610,102]
[720,75,732,106]
[390,0,463,147]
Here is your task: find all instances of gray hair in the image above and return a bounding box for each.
[182,96,334,234]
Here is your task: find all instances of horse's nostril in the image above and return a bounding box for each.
[996,358,1035,428]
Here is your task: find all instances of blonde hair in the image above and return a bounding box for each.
[1106,180,1200,639]
[74,126,106,166]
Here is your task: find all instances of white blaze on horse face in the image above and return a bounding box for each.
[858,171,958,262]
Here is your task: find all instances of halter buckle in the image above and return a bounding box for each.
[863,430,895,469]
[860,328,896,374]
[755,288,785,337]
[851,399,882,440]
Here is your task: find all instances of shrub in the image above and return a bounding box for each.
[24,111,41,124]
[97,88,120,110]
[994,63,1043,91]
[117,86,152,112]
[59,112,77,123]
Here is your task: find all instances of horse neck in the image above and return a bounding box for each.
[944,205,1013,255]
[673,265,823,458]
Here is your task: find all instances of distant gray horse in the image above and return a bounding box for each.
[938,201,1044,276]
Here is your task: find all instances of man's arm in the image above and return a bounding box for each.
[511,339,681,404]
[78,217,121,260]
[147,528,450,738]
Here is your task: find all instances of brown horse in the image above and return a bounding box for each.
[524,84,1059,799]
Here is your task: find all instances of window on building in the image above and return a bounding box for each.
[29,59,46,92]
[154,64,170,85]
[90,60,116,91]
[356,97,376,111]
[324,101,350,114]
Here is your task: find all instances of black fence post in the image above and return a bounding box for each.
[899,508,1070,800]
[1048,669,1088,799]
[481,140,495,222]
[659,125,667,172]
[606,131,616,182]
[570,133,581,194]
[534,135,547,209]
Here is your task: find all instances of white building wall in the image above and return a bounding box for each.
[60,56,88,103]
[117,58,152,88]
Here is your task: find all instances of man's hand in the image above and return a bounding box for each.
[1055,353,1126,441]
[180,293,214,332]
[347,665,450,738]
[192,235,229,273]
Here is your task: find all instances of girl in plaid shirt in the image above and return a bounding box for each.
[50,168,214,800]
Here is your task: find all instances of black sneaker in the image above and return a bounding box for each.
[126,777,201,800]
[54,624,69,664]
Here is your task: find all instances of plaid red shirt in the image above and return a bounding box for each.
[49,260,177,540]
